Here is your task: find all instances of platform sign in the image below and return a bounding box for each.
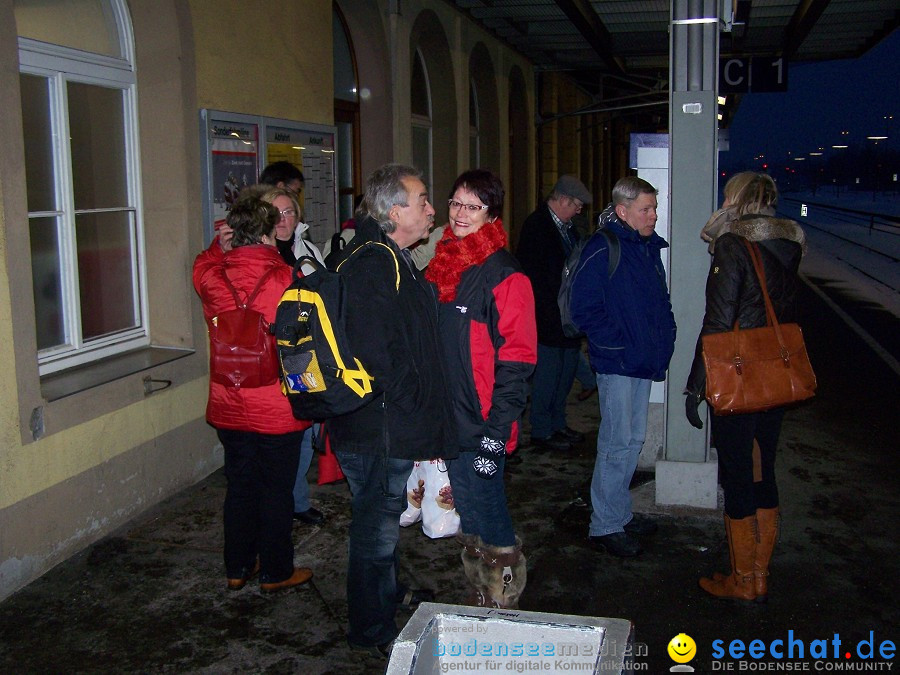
[720,57,788,93]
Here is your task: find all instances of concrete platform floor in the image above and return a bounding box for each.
[0,282,897,674]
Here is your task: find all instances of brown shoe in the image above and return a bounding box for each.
[226,560,259,591]
[260,567,313,593]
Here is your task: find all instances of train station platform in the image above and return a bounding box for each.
[0,238,897,673]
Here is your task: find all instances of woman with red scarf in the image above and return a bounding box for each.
[425,169,537,608]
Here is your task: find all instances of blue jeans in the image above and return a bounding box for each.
[448,451,515,547]
[589,374,651,537]
[530,344,579,439]
[292,426,317,512]
[334,450,414,647]
[217,428,303,583]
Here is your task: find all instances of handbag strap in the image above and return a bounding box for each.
[739,239,789,361]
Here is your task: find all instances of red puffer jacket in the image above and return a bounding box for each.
[193,241,311,435]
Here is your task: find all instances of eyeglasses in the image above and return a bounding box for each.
[570,199,584,213]
[278,208,297,220]
[448,199,488,213]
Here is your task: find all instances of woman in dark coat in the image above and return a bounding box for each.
[685,172,807,603]
[426,169,537,608]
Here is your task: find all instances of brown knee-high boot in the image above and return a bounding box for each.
[458,532,488,606]
[458,533,526,608]
[753,507,779,603]
[700,514,757,601]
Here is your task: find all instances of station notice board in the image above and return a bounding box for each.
[200,109,338,250]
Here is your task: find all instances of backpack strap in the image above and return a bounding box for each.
[597,228,620,279]
[338,241,401,292]
[221,265,281,309]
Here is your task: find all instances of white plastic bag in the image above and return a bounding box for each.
[399,459,460,538]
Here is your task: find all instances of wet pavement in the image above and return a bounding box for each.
[0,274,897,674]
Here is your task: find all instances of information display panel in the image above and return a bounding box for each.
[201,110,338,250]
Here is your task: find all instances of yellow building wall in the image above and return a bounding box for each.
[189,0,333,123]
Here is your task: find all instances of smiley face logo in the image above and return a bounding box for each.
[667,633,697,664]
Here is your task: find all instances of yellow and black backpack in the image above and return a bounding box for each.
[274,242,399,420]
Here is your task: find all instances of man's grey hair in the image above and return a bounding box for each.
[612,176,657,207]
[362,163,424,234]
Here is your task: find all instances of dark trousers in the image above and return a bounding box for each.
[448,451,515,547]
[217,428,303,583]
[711,408,785,519]
[334,450,414,647]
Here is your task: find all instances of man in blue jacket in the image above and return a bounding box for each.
[570,176,676,557]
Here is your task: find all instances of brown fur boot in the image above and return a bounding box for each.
[477,538,526,609]
[700,515,757,602]
[753,507,779,603]
[458,532,490,606]
[458,534,526,608]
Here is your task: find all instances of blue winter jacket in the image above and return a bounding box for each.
[570,206,676,381]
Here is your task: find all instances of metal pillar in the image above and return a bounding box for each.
[657,0,720,507]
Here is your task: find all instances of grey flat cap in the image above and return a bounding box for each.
[552,175,592,204]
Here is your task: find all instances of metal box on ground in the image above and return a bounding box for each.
[386,602,634,674]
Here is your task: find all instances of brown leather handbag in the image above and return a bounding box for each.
[702,239,817,415]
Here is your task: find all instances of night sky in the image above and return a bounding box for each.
[723,28,899,171]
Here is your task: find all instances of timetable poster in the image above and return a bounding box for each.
[266,126,336,249]
[210,122,259,231]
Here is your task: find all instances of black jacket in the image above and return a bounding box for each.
[436,249,537,453]
[515,203,582,348]
[685,216,806,397]
[327,216,457,460]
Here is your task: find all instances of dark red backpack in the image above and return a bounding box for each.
[208,267,280,389]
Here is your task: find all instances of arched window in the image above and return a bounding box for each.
[15,0,146,375]
[410,49,433,189]
[333,3,360,224]
[469,79,480,168]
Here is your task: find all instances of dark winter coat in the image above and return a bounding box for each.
[325,216,457,461]
[515,203,582,348]
[685,215,806,397]
[436,248,537,453]
[193,242,311,435]
[570,207,676,381]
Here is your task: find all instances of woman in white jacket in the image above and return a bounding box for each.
[261,185,326,526]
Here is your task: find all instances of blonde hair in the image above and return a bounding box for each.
[261,186,303,221]
[723,172,777,217]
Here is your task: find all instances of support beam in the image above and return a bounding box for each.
[659,0,720,508]
[553,0,626,76]
[783,0,831,58]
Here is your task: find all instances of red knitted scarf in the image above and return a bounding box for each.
[425,219,507,302]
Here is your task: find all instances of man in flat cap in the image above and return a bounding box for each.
[515,175,592,452]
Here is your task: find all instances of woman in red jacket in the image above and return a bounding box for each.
[193,195,313,593]
[426,169,537,608]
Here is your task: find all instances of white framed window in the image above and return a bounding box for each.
[16,0,147,375]
[410,48,433,190]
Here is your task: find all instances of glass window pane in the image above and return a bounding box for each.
[30,216,66,350]
[68,81,128,210]
[76,210,136,339]
[412,125,431,190]
[333,7,357,102]
[15,0,121,58]
[411,52,430,118]
[20,73,57,213]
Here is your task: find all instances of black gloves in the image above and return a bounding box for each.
[473,436,506,478]
[685,393,704,430]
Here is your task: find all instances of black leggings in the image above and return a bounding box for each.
[710,408,786,519]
